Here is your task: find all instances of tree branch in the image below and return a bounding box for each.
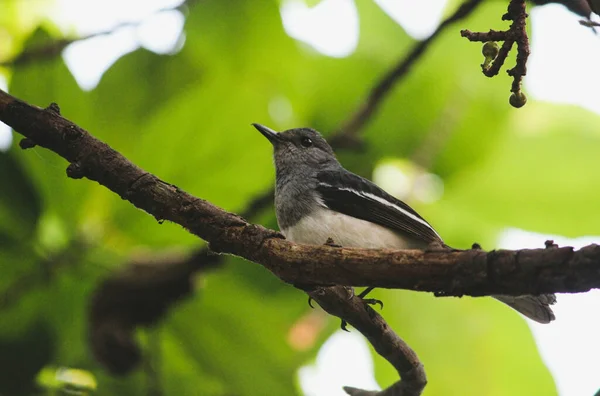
[33,0,483,381]
[2,88,600,394]
[306,286,426,396]
[2,89,431,394]
[0,0,197,68]
[89,248,221,374]
[5,91,600,296]
[79,1,485,384]
[330,0,484,148]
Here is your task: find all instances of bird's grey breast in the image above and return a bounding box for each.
[275,174,423,249]
[274,171,320,231]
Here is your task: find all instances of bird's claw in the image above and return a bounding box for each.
[338,295,383,332]
[362,298,384,310]
[341,320,350,332]
[344,286,355,300]
[308,296,315,308]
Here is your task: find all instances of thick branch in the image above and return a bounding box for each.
[87,187,273,374]
[89,248,221,374]
[1,90,431,393]
[79,1,484,385]
[2,90,600,297]
[307,286,426,396]
[2,89,600,396]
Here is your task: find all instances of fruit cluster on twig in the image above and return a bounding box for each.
[460,0,529,108]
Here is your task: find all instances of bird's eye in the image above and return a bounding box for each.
[300,137,313,147]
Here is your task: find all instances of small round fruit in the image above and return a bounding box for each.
[509,91,527,108]
[482,41,499,60]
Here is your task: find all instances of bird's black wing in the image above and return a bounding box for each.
[316,170,442,244]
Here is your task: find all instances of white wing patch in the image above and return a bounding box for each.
[318,182,442,241]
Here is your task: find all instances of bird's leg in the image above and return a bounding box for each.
[307,286,382,330]
[339,287,384,332]
[358,287,374,298]
[341,320,350,332]
[357,286,383,310]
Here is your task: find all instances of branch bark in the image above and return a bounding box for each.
[307,286,426,396]
[3,91,600,297]
[1,89,432,395]
[2,87,600,394]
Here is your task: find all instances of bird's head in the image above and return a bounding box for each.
[253,124,338,173]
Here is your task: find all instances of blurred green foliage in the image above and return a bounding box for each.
[2,0,599,394]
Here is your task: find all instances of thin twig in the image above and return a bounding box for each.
[460,0,530,107]
[0,0,197,67]
[307,286,426,396]
[330,0,485,148]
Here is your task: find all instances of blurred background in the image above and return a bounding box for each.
[1,0,600,395]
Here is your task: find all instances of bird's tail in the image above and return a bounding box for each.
[493,294,557,324]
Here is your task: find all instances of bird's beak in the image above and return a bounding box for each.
[252,123,281,145]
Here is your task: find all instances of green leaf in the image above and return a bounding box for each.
[0,319,55,396]
[164,261,314,396]
[372,290,556,396]
[441,102,600,238]
[358,2,512,176]
[0,149,41,241]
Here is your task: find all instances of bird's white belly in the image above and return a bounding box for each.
[281,207,414,249]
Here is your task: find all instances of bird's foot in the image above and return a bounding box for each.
[362,298,384,310]
[324,237,342,248]
[357,287,383,314]
[341,320,350,332]
[339,289,383,332]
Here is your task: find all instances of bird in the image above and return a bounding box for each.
[252,123,556,324]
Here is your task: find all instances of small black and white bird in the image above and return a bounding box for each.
[253,123,556,324]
